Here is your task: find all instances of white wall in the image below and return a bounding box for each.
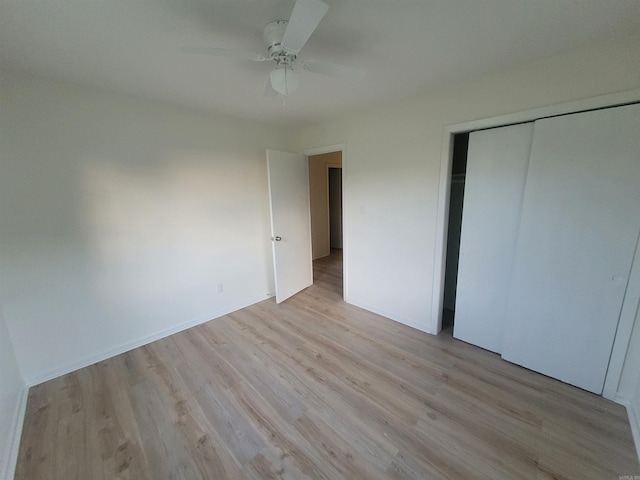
[293,32,640,334]
[0,73,292,384]
[2,30,640,463]
[0,303,26,480]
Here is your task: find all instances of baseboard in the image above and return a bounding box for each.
[626,402,640,464]
[614,393,631,407]
[1,386,28,480]
[344,296,432,335]
[26,293,273,386]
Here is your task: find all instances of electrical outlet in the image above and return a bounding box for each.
[217,283,224,294]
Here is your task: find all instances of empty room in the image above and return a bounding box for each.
[1,1,640,478]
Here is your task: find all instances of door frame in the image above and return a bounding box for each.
[305,143,347,300]
[431,89,640,401]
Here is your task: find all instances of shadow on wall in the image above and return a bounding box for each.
[0,76,286,382]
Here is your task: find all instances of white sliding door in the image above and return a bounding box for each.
[454,123,533,353]
[502,104,640,394]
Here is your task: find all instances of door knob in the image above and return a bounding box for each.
[271,236,282,241]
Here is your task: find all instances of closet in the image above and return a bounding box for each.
[454,103,640,394]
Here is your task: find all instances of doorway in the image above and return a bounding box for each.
[308,150,344,297]
[441,133,469,331]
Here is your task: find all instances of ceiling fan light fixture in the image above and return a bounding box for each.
[270,68,299,96]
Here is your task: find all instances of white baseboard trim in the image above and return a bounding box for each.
[26,293,273,386]
[344,296,432,335]
[626,402,640,464]
[614,393,631,407]
[1,386,28,480]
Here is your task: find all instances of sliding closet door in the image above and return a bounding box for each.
[454,123,533,353]
[502,104,640,394]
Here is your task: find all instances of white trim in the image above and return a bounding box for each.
[345,296,430,335]
[440,89,640,136]
[304,143,346,157]
[304,143,348,300]
[616,393,631,407]
[430,132,455,335]
[25,293,272,386]
[627,402,640,464]
[306,155,314,292]
[603,235,640,401]
[431,89,640,337]
[1,386,28,480]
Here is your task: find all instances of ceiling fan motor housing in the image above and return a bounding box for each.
[264,21,296,68]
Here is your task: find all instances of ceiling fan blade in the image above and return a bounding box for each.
[181,46,268,62]
[263,78,279,97]
[303,60,365,80]
[281,0,329,53]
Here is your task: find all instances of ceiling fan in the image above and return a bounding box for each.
[182,0,365,98]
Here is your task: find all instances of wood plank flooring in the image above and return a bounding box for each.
[15,250,639,479]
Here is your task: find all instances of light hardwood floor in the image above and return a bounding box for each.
[15,250,639,479]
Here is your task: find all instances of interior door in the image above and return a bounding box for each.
[454,122,533,353]
[501,104,640,394]
[266,149,313,303]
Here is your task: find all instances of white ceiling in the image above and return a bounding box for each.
[2,0,639,128]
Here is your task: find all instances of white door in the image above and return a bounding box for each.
[266,149,313,303]
[454,123,533,353]
[502,104,640,394]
